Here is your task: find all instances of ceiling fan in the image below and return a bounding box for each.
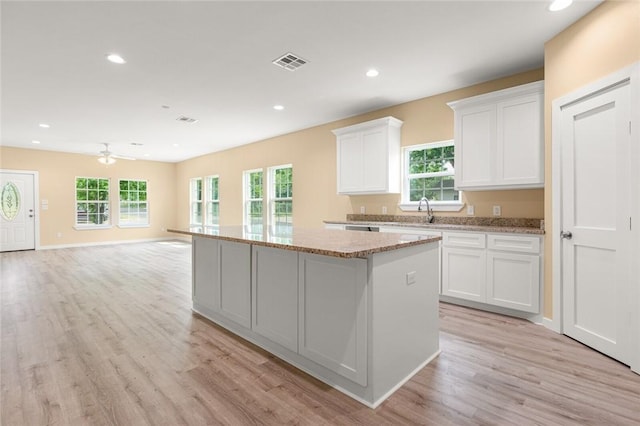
[97,143,135,165]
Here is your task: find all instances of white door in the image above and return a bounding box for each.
[560,80,633,365]
[0,172,36,252]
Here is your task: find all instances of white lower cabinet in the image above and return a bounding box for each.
[441,231,542,314]
[251,246,299,352]
[219,240,252,328]
[192,238,252,327]
[192,236,220,312]
[298,253,368,387]
[486,251,539,313]
[442,246,486,302]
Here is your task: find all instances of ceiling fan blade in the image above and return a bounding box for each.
[110,154,136,161]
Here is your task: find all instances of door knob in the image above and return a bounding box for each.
[560,230,572,239]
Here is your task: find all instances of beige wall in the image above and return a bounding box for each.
[0,147,176,246]
[543,0,640,318]
[176,68,545,230]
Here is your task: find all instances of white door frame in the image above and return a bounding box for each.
[0,169,40,250]
[551,62,640,373]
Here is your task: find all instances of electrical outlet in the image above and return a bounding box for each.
[406,271,416,285]
[360,206,365,214]
[467,205,475,215]
[493,205,502,216]
[382,206,387,214]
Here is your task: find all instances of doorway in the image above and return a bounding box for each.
[552,64,639,371]
[0,170,38,252]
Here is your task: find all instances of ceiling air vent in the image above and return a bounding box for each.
[176,116,198,123]
[272,52,307,71]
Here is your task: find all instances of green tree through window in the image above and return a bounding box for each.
[406,142,458,202]
[76,177,110,225]
[271,166,292,233]
[119,179,148,226]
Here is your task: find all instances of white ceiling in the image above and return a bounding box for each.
[1,0,601,163]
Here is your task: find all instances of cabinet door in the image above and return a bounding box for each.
[337,132,363,193]
[455,104,496,188]
[497,93,543,186]
[193,237,220,312]
[252,246,298,352]
[442,246,486,302]
[298,253,368,386]
[219,241,251,328]
[487,251,540,313]
[361,126,387,192]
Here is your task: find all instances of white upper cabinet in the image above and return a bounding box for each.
[448,81,544,191]
[333,116,403,195]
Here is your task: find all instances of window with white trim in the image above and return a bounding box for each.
[118,179,149,227]
[75,177,110,226]
[401,140,461,210]
[269,165,292,234]
[190,177,203,226]
[243,169,263,233]
[205,175,220,226]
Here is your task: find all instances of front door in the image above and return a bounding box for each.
[560,80,633,365]
[0,171,36,252]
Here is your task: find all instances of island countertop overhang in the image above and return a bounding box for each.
[168,226,440,259]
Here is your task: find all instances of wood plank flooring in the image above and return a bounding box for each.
[2,241,639,425]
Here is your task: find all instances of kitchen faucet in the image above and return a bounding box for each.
[418,197,434,223]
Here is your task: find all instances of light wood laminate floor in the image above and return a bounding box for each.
[1,241,639,425]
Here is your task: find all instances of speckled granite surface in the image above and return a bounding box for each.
[325,215,545,235]
[168,226,441,259]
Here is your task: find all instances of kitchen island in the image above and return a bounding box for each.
[168,226,441,408]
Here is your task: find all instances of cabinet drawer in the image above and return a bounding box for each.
[487,234,540,254]
[442,232,485,249]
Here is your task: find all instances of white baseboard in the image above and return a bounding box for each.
[542,316,561,333]
[39,237,187,250]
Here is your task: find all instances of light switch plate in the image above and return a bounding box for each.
[360,206,365,214]
[467,205,475,215]
[382,206,387,214]
[493,205,502,216]
[406,271,416,285]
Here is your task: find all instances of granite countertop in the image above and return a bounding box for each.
[168,226,441,259]
[325,214,545,235]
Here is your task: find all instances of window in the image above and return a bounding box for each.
[119,179,148,227]
[401,140,462,211]
[190,178,203,226]
[75,177,110,227]
[205,175,219,226]
[269,165,293,234]
[243,169,263,233]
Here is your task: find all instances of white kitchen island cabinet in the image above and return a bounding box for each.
[169,226,441,408]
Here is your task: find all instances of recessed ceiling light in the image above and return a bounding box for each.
[106,53,126,64]
[143,154,150,157]
[130,142,144,146]
[549,0,572,11]
[173,143,180,147]
[161,105,171,109]
[366,69,379,77]
[32,140,41,144]
[38,123,50,128]
[273,105,284,111]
